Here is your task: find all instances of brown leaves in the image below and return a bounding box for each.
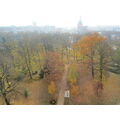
[70,85,79,97]
[43,52,64,97]
[44,52,64,84]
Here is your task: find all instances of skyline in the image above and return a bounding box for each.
[0,0,120,28]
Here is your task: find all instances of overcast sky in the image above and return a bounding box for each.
[0,0,120,28]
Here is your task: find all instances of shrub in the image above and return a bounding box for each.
[24,88,29,98]
[48,81,56,95]
[49,99,56,105]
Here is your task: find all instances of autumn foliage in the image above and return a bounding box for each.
[48,81,56,95]
[70,85,79,97]
[44,52,64,83]
[73,33,106,55]
[43,52,64,98]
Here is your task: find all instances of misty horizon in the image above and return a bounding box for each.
[1,24,120,29]
[0,0,120,28]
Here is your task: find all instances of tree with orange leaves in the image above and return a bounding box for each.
[42,52,64,100]
[73,33,112,96]
[73,33,106,79]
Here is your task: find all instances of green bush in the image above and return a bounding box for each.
[24,88,29,98]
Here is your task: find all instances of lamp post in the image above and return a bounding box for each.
[64,89,70,105]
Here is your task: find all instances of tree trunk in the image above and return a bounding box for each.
[91,50,95,79]
[3,94,10,105]
[91,56,94,79]
[99,53,103,81]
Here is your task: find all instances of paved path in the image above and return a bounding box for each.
[57,65,69,105]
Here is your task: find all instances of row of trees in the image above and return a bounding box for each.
[0,31,119,104]
[71,33,113,98]
[0,32,75,104]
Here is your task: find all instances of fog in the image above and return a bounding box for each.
[0,0,120,28]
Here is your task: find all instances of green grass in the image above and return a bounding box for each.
[67,64,78,84]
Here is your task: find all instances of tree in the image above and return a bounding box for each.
[109,46,120,74]
[73,33,107,79]
[43,52,64,84]
[72,33,112,97]
[94,40,112,81]
[42,52,64,101]
[0,64,18,105]
[0,38,19,104]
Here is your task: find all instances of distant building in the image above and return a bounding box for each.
[77,17,87,34]
[87,26,120,32]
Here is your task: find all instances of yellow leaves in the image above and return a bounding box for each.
[48,81,56,95]
[69,79,77,85]
[70,85,79,97]
[68,64,78,85]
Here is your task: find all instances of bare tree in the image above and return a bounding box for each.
[0,64,17,105]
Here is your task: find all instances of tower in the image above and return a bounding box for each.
[77,17,83,29]
[77,16,87,34]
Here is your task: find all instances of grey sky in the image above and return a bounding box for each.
[0,0,120,28]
